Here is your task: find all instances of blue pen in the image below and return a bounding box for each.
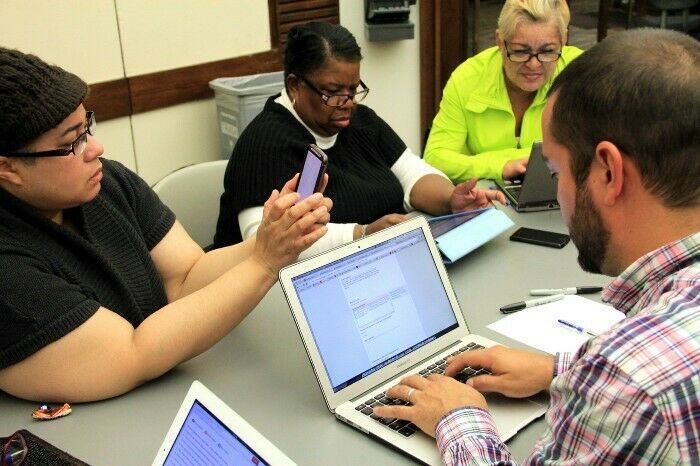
[557,319,597,337]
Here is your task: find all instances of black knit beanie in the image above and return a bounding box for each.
[0,47,88,153]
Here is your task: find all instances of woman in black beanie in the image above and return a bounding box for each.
[0,47,332,402]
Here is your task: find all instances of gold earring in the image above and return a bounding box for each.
[292,97,296,106]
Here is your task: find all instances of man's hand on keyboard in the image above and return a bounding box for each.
[373,374,488,437]
[444,345,554,398]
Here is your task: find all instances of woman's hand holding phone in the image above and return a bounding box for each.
[253,174,332,276]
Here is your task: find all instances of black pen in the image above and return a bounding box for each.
[500,293,565,314]
[530,286,603,296]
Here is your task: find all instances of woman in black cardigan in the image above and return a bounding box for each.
[215,21,504,257]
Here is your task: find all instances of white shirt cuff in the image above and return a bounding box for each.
[298,223,355,259]
[391,148,449,212]
[238,207,356,260]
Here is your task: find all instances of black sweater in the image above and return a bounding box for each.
[214,95,407,246]
[0,159,175,369]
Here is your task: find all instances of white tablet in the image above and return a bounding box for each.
[152,380,296,466]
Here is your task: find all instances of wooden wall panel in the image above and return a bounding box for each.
[269,0,340,49]
[129,51,283,114]
[85,79,132,122]
[420,0,469,148]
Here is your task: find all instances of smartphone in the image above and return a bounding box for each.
[295,144,328,201]
[509,227,570,249]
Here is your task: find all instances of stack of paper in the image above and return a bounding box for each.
[488,295,625,355]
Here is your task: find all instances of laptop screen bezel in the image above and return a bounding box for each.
[279,217,470,412]
[517,142,559,205]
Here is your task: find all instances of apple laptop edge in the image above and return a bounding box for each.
[279,217,546,465]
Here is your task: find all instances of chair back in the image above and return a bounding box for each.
[645,0,700,29]
[152,160,228,248]
[648,0,698,9]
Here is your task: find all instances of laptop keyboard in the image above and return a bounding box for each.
[354,342,491,438]
[504,184,522,201]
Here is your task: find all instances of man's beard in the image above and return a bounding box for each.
[569,184,611,275]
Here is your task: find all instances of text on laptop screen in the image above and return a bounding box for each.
[164,400,270,466]
[291,227,459,392]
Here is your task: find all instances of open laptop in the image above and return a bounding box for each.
[152,380,296,466]
[279,217,546,465]
[496,141,559,212]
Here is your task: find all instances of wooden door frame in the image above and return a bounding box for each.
[419,1,472,150]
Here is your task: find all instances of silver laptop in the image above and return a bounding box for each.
[279,217,546,465]
[497,142,559,212]
[152,380,296,466]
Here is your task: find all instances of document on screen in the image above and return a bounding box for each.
[340,254,426,364]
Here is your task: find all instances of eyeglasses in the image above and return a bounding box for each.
[1,432,27,466]
[299,76,370,108]
[5,111,95,158]
[504,41,561,63]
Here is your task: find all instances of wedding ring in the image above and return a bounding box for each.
[407,388,416,404]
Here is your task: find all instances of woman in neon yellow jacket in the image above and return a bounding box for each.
[424,0,582,182]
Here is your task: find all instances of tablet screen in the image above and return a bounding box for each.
[428,209,488,238]
[164,400,270,466]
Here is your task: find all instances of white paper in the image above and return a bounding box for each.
[487,295,625,355]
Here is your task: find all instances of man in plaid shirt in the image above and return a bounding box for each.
[374,28,700,464]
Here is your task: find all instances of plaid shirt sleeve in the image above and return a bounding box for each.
[554,352,572,376]
[436,407,515,465]
[530,353,669,465]
[435,354,666,465]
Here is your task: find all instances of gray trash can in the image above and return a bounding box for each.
[209,71,284,158]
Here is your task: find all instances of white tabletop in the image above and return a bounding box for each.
[0,203,610,465]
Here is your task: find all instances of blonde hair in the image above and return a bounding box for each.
[498,0,570,42]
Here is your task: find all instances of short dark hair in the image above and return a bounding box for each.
[283,21,362,85]
[548,28,700,207]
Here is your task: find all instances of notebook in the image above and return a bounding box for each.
[496,142,559,212]
[152,380,296,466]
[427,207,514,264]
[279,217,546,465]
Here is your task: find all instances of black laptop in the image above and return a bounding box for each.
[496,142,559,212]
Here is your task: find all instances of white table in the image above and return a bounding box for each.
[0,204,610,465]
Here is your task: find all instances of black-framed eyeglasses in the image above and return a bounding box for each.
[5,111,95,158]
[504,41,561,63]
[1,431,27,466]
[299,76,370,108]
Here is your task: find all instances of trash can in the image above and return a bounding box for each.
[209,71,285,158]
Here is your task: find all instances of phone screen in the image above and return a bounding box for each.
[296,150,324,200]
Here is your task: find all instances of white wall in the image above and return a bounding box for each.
[339,1,421,154]
[114,0,271,184]
[115,0,270,76]
[132,101,222,184]
[0,1,422,184]
[0,1,137,171]
[0,1,124,82]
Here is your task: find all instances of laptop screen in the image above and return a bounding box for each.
[291,227,459,392]
[164,400,270,465]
